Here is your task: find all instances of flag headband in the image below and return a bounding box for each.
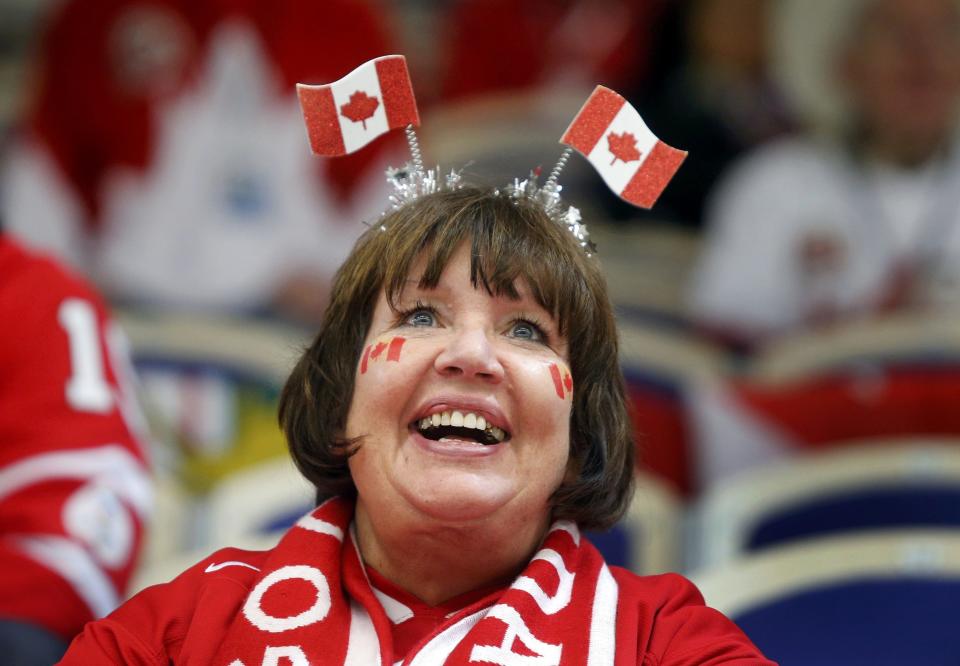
[296,56,687,257]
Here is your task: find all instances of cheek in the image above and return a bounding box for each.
[347,336,414,438]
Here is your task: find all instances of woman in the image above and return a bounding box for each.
[59,187,773,664]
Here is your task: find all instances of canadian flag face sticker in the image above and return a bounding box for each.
[360,336,406,374]
[297,55,419,157]
[561,85,686,209]
[549,363,573,400]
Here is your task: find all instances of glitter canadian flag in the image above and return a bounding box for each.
[297,55,419,156]
[562,86,687,208]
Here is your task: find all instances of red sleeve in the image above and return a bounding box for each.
[616,572,776,666]
[0,238,151,641]
[60,547,266,665]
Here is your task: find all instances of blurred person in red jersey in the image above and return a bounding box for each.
[0,0,403,325]
[690,0,960,348]
[0,228,151,665]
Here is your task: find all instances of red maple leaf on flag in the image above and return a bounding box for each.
[340,90,380,130]
[607,131,642,165]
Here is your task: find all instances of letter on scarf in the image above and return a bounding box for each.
[469,604,562,665]
[511,549,574,615]
[242,565,332,633]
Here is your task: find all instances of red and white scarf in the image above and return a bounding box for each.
[215,497,620,665]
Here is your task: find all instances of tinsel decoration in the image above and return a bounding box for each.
[385,163,465,212]
[382,135,595,256]
[503,169,596,257]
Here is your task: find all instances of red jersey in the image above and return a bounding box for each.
[0,236,151,641]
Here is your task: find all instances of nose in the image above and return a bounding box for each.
[434,326,505,383]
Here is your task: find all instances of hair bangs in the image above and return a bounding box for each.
[377,189,591,337]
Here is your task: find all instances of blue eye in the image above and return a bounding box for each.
[406,309,436,327]
[509,320,543,342]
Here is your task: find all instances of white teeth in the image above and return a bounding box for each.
[416,409,508,441]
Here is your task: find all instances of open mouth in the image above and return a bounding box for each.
[413,410,509,446]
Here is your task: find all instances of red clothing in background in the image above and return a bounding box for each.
[0,236,151,641]
[440,0,663,102]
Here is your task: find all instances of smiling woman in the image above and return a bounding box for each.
[278,188,637,615]
[59,187,774,665]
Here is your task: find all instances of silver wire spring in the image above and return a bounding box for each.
[405,124,425,177]
[544,146,573,194]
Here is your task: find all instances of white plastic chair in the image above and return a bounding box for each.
[688,440,960,571]
[691,530,960,665]
[203,454,315,550]
[129,456,313,595]
[621,472,684,574]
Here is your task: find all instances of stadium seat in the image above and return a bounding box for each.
[693,530,960,666]
[688,441,960,571]
[119,310,308,488]
[747,311,960,384]
[690,313,960,488]
[586,471,682,574]
[139,472,191,571]
[130,456,313,594]
[619,319,728,496]
[204,455,315,549]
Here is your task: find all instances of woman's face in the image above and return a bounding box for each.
[345,242,572,529]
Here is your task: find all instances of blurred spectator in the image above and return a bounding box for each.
[623,0,795,228]
[0,0,401,324]
[690,0,960,346]
[0,230,151,663]
[439,0,663,103]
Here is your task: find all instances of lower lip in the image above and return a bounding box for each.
[409,427,505,458]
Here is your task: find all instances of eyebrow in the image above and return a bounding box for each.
[398,275,545,314]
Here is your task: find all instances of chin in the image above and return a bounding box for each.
[398,474,524,524]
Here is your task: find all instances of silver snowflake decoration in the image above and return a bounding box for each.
[385,162,464,212]
[380,163,595,256]
[504,170,596,256]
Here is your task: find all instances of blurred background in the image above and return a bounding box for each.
[4,0,960,663]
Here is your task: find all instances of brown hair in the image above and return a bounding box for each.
[279,186,634,530]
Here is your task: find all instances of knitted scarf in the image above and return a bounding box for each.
[215,497,620,665]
